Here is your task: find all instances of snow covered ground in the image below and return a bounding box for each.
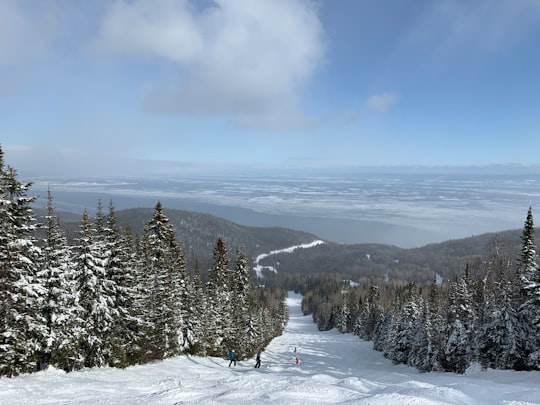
[1,293,539,404]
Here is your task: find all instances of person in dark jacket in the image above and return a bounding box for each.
[229,349,236,367]
[254,348,263,368]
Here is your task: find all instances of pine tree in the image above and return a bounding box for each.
[409,279,442,371]
[141,202,188,359]
[0,148,45,376]
[73,209,115,368]
[103,201,138,367]
[186,258,206,355]
[442,267,477,373]
[478,240,521,369]
[479,279,521,369]
[229,246,252,353]
[206,236,232,355]
[36,188,80,371]
[515,207,540,369]
[387,285,420,365]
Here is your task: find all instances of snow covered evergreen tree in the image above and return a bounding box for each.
[515,207,540,369]
[36,189,80,371]
[228,246,254,353]
[0,148,45,376]
[141,202,189,359]
[205,236,232,356]
[442,267,477,373]
[102,201,139,367]
[409,279,443,371]
[73,209,116,368]
[186,259,206,355]
[386,284,420,365]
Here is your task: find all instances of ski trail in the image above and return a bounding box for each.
[253,240,325,277]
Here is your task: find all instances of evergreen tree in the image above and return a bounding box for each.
[103,201,138,367]
[186,259,206,354]
[229,246,253,353]
[442,268,477,373]
[141,202,189,359]
[206,236,232,355]
[515,207,540,369]
[409,279,442,371]
[73,209,115,368]
[36,188,80,371]
[479,279,521,369]
[0,149,45,376]
[387,286,420,365]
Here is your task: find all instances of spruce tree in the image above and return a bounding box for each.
[36,188,80,371]
[73,209,115,368]
[103,201,138,367]
[141,202,188,359]
[515,207,540,369]
[206,236,232,355]
[0,148,45,376]
[442,268,477,373]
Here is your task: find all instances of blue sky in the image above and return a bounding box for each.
[2,0,540,178]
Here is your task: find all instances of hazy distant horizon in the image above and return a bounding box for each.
[29,170,539,248]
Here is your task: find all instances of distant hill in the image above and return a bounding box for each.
[37,207,527,284]
[256,229,525,283]
[44,207,319,274]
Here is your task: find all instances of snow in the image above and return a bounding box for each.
[1,293,539,405]
[253,240,325,277]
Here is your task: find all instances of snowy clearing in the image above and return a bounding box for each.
[1,292,539,404]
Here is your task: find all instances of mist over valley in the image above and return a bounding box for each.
[30,171,540,248]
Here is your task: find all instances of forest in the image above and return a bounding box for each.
[1,144,538,378]
[0,146,287,377]
[294,208,540,373]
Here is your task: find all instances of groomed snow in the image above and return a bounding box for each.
[1,292,539,404]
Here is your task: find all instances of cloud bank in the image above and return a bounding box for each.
[93,0,326,129]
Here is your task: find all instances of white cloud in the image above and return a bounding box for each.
[93,0,326,130]
[363,92,399,114]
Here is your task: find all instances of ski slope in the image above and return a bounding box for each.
[1,293,539,404]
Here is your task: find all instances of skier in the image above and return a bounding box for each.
[295,357,300,365]
[254,348,263,368]
[229,349,236,367]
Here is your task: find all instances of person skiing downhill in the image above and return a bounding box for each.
[229,350,236,367]
[254,348,263,368]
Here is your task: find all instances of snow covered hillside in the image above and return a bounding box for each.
[1,293,538,404]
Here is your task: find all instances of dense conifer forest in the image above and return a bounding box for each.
[1,144,538,377]
[291,209,540,373]
[0,146,287,377]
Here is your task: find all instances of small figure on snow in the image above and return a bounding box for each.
[229,349,236,367]
[254,348,263,368]
[295,357,300,365]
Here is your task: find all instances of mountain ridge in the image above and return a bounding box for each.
[35,206,527,284]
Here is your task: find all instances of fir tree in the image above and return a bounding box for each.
[73,209,115,368]
[515,207,540,369]
[206,236,232,355]
[442,268,477,373]
[36,188,80,371]
[141,202,189,359]
[0,149,45,376]
[103,201,138,367]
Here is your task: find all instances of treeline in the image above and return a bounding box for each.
[300,210,540,373]
[0,146,287,378]
[257,232,525,285]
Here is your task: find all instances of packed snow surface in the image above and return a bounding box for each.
[1,293,539,404]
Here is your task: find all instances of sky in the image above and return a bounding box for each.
[2,0,540,178]
[1,292,539,404]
